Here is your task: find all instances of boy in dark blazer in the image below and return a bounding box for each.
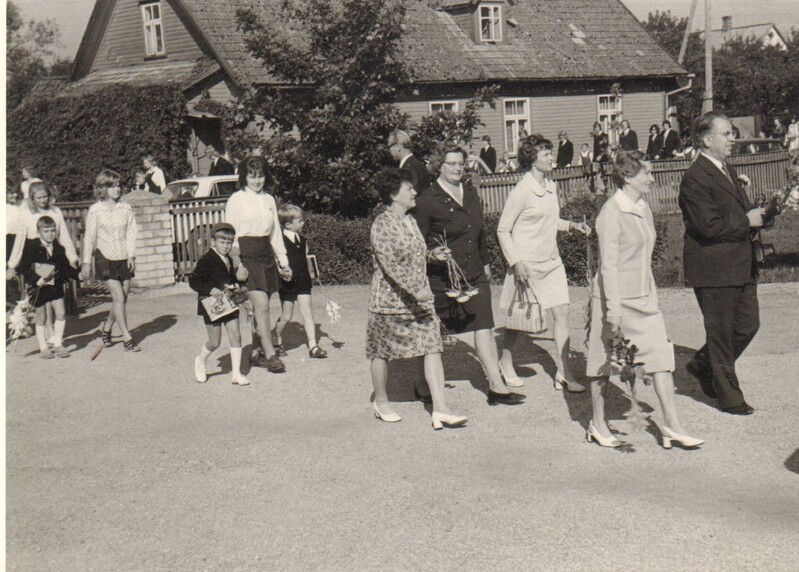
[19,216,80,359]
[189,222,248,386]
[679,112,765,415]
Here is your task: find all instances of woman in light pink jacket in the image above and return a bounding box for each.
[585,151,703,449]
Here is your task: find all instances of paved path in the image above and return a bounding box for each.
[6,283,799,571]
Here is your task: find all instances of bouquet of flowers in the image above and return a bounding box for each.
[607,329,651,433]
[433,235,478,303]
[6,295,35,346]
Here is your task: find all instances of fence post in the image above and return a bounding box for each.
[121,190,175,289]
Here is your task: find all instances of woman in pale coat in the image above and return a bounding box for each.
[497,135,591,392]
[585,151,703,449]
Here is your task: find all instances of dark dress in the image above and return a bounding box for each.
[278,231,313,302]
[414,180,494,333]
[19,239,79,308]
[189,248,240,324]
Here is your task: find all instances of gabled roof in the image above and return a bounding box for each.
[72,0,685,91]
[707,23,788,50]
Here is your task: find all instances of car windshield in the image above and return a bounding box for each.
[212,181,239,197]
[165,182,199,200]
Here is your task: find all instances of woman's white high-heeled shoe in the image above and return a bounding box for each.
[498,361,524,388]
[373,402,401,423]
[586,420,622,448]
[431,411,468,430]
[661,427,704,449]
[553,373,586,393]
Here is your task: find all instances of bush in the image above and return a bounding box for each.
[302,212,377,284]
[7,84,191,201]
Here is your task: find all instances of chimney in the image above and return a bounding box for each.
[722,16,732,33]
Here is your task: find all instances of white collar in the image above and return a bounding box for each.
[211,247,229,262]
[700,151,727,174]
[283,229,299,242]
[399,153,411,168]
[525,172,553,197]
[613,189,647,217]
[437,178,464,204]
[40,239,54,250]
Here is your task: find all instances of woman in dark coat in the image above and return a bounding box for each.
[645,124,661,160]
[414,141,524,406]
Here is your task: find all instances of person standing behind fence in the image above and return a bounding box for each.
[496,134,591,392]
[224,155,292,374]
[80,170,141,352]
[679,112,765,415]
[658,120,680,159]
[142,155,166,195]
[645,124,661,160]
[556,131,574,169]
[206,146,235,176]
[619,120,639,152]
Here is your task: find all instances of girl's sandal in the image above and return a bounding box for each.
[309,345,328,359]
[123,338,141,352]
[101,329,113,348]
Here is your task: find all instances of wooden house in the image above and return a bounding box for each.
[65,0,687,174]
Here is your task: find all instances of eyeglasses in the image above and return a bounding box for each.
[443,161,465,167]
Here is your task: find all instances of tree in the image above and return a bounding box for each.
[6,0,70,112]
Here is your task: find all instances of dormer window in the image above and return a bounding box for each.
[479,4,502,42]
[141,2,165,57]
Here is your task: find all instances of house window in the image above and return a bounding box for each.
[141,2,165,57]
[479,4,502,42]
[597,95,622,132]
[429,101,459,114]
[503,98,529,155]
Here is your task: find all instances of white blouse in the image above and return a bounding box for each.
[82,201,138,263]
[224,188,288,268]
[7,205,79,269]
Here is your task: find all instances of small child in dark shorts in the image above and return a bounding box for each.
[189,222,249,385]
[274,204,327,358]
[19,216,80,358]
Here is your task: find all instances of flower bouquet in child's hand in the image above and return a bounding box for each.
[224,284,253,321]
[7,295,35,346]
[607,328,651,433]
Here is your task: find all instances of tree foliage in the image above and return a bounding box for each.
[643,11,799,132]
[196,0,495,217]
[6,0,70,112]
[7,84,191,201]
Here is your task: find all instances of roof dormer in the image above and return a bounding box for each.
[438,0,507,45]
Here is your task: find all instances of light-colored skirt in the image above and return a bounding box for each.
[498,259,569,313]
[585,288,675,377]
[366,311,443,361]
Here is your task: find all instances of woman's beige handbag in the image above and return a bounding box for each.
[502,280,546,333]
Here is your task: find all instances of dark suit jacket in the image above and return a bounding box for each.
[208,157,235,176]
[556,140,574,168]
[660,129,680,158]
[645,134,659,160]
[619,130,639,151]
[414,180,488,285]
[679,154,755,287]
[19,238,79,290]
[479,146,497,173]
[400,154,431,195]
[189,249,238,314]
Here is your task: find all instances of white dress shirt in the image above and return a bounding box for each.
[224,188,288,268]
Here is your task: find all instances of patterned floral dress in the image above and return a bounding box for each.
[366,210,443,360]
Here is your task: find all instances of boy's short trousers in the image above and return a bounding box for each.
[29,284,65,308]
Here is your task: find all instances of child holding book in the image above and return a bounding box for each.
[189,222,250,386]
[19,216,80,358]
[274,204,327,358]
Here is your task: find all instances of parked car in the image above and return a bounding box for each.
[732,138,783,155]
[165,175,239,202]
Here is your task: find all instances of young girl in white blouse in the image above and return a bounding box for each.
[224,156,292,374]
[79,170,140,352]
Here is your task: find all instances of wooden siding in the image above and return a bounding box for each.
[620,92,666,149]
[186,77,236,108]
[92,0,206,72]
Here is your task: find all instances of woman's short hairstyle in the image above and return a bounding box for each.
[27,181,54,213]
[374,168,411,206]
[94,169,122,199]
[278,203,304,227]
[517,134,553,172]
[611,150,648,188]
[238,155,275,190]
[593,121,603,132]
[649,124,660,134]
[426,140,468,176]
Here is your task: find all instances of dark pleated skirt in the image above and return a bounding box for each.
[239,236,279,295]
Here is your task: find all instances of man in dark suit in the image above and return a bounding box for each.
[388,129,431,194]
[618,120,639,151]
[479,135,497,173]
[659,120,680,159]
[556,131,574,168]
[678,112,765,415]
[206,146,235,176]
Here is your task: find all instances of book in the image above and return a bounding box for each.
[201,293,239,322]
[306,254,319,280]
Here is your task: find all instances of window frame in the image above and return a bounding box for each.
[141,1,166,58]
[429,100,460,114]
[597,94,623,132]
[502,97,530,156]
[478,4,503,43]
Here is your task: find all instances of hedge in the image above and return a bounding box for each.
[302,193,682,286]
[7,84,192,201]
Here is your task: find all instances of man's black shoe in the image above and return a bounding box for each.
[686,359,717,398]
[721,402,754,415]
[487,390,525,406]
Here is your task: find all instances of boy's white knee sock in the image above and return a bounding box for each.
[199,345,213,362]
[53,319,66,348]
[35,325,49,352]
[230,347,242,376]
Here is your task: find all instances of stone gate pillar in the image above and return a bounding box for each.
[122,190,175,288]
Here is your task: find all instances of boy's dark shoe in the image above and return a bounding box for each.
[721,402,755,415]
[266,354,286,373]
